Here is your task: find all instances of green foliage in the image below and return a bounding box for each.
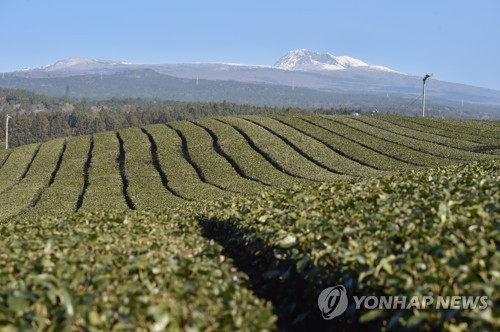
[0,150,8,167]
[0,143,40,193]
[118,128,184,209]
[144,124,228,201]
[79,132,128,212]
[329,116,455,167]
[26,135,90,217]
[336,116,496,161]
[356,116,498,158]
[221,117,340,182]
[0,139,64,221]
[423,117,500,139]
[244,115,380,177]
[193,118,307,187]
[274,114,411,171]
[0,113,498,330]
[168,121,266,193]
[344,118,494,164]
[394,117,500,147]
[1,114,498,219]
[198,160,499,331]
[0,211,276,331]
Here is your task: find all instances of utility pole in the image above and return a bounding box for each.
[5,115,12,150]
[422,74,432,117]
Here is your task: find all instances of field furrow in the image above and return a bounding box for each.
[332,116,458,166]
[190,121,271,186]
[344,116,491,161]
[75,135,94,212]
[270,115,384,176]
[424,118,500,140]
[379,117,489,150]
[322,116,452,167]
[214,119,313,181]
[0,150,10,171]
[141,128,193,201]
[0,113,498,330]
[297,115,419,170]
[116,133,136,210]
[296,116,413,171]
[241,116,348,176]
[354,116,496,160]
[385,117,500,155]
[19,144,42,181]
[118,128,185,209]
[46,141,67,187]
[168,121,266,193]
[0,143,40,194]
[195,118,307,187]
[397,117,499,145]
[220,117,340,182]
[79,131,129,212]
[0,139,64,221]
[26,135,90,217]
[144,125,227,201]
[166,124,229,192]
[32,140,67,207]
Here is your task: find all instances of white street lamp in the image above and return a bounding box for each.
[422,74,433,118]
[5,115,12,150]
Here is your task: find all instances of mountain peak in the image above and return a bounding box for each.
[17,57,131,73]
[274,49,394,72]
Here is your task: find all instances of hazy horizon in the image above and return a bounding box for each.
[1,0,499,90]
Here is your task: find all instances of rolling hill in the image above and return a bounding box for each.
[1,114,498,221]
[0,114,498,330]
[4,50,500,119]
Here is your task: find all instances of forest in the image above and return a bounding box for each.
[0,88,360,148]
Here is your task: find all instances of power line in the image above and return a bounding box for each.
[399,94,422,115]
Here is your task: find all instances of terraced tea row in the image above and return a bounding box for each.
[199,159,499,331]
[0,140,64,221]
[219,117,342,182]
[399,117,500,145]
[381,116,500,154]
[0,210,276,330]
[4,159,497,331]
[193,119,303,187]
[143,125,226,201]
[334,116,491,162]
[0,143,40,194]
[1,114,498,221]
[352,116,494,156]
[29,135,91,217]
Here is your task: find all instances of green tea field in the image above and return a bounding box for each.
[0,114,498,331]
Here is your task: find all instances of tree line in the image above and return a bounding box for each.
[0,88,361,148]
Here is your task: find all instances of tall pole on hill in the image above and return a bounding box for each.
[422,74,432,117]
[5,115,12,150]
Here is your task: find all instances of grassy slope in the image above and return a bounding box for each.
[1,113,497,222]
[0,114,498,330]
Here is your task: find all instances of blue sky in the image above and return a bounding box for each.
[1,0,499,90]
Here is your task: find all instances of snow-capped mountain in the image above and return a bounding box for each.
[17,57,131,73]
[6,50,500,112]
[274,49,395,72]
[16,50,395,74]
